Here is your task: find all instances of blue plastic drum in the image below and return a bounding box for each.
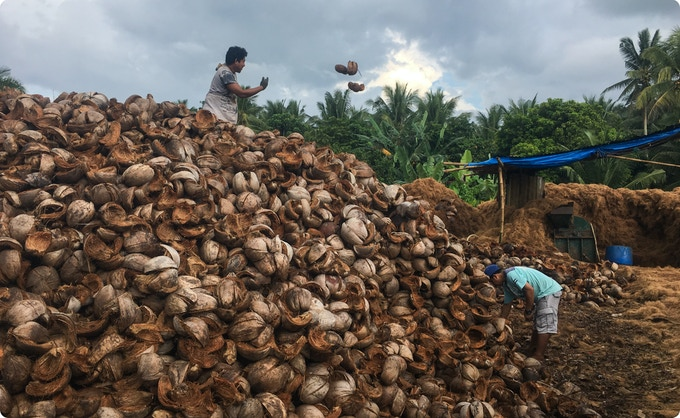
[605,245,633,265]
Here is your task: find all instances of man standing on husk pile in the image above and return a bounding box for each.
[202,45,269,124]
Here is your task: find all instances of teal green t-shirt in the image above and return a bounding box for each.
[502,266,562,304]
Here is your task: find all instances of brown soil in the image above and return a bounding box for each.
[404,179,680,418]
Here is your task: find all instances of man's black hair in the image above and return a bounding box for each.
[225,46,248,65]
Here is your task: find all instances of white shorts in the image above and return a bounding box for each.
[535,291,561,334]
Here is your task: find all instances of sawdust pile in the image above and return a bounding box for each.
[404,178,680,267]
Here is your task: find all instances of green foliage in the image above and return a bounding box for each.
[305,115,399,181]
[357,117,407,182]
[355,83,485,184]
[497,98,624,157]
[451,175,498,206]
[267,112,307,136]
[307,117,365,149]
[0,66,25,92]
[444,150,498,206]
[558,158,632,188]
[307,90,371,146]
[259,99,308,135]
[366,82,418,128]
[237,92,266,130]
[416,155,445,180]
[638,27,680,125]
[625,168,666,189]
[553,130,667,188]
[431,113,478,161]
[472,105,504,159]
[509,142,543,158]
[447,149,474,182]
[317,90,354,120]
[603,28,662,134]
[355,110,447,184]
[417,89,458,125]
[654,149,680,190]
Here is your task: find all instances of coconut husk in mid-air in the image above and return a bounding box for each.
[348,81,365,92]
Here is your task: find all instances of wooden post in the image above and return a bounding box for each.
[497,159,505,244]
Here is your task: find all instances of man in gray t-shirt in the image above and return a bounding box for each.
[203,46,268,123]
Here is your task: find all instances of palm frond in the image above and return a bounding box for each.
[624,168,666,189]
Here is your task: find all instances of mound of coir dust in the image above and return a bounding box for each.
[404,178,680,267]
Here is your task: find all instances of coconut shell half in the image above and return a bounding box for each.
[348,82,365,93]
[347,60,359,75]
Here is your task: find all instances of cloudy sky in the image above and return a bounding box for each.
[1,0,679,117]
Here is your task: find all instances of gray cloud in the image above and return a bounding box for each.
[1,0,679,116]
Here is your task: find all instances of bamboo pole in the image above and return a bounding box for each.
[443,167,474,173]
[497,159,505,244]
[608,154,680,169]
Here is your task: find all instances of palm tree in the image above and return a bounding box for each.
[475,104,505,133]
[557,131,666,189]
[366,82,418,128]
[260,99,309,136]
[0,66,25,92]
[416,88,458,126]
[237,94,265,130]
[638,26,680,126]
[649,141,680,189]
[318,89,353,120]
[603,29,662,135]
[582,95,626,130]
[582,95,617,115]
[505,95,538,116]
[474,104,506,157]
[415,89,465,157]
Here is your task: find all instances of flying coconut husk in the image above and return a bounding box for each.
[335,60,359,76]
[346,60,359,76]
[348,82,365,92]
[334,64,348,75]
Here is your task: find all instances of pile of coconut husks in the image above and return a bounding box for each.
[0,89,626,417]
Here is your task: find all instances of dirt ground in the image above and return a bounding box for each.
[404,179,680,418]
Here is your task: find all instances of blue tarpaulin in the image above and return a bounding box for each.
[466,124,680,173]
